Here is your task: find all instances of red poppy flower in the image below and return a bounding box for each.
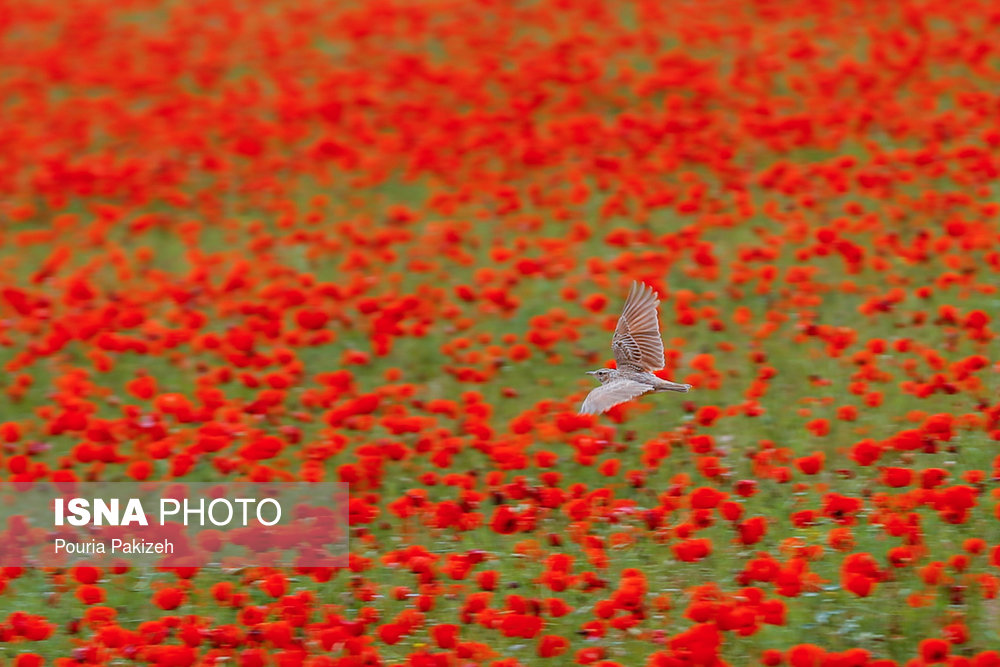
[538,634,570,658]
[152,588,185,611]
[919,638,950,663]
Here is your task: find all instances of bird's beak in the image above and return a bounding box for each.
[585,370,598,376]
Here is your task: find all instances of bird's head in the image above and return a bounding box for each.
[586,368,615,384]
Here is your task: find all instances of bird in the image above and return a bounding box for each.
[579,281,691,415]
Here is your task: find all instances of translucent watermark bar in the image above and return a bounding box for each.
[0,482,348,567]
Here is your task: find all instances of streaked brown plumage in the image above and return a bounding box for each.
[579,281,691,415]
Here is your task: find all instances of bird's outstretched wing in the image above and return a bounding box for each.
[611,281,665,371]
[579,378,652,415]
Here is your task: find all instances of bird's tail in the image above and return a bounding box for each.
[654,380,691,393]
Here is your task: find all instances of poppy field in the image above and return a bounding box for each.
[3,0,1000,664]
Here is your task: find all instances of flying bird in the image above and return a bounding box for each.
[579,281,691,415]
